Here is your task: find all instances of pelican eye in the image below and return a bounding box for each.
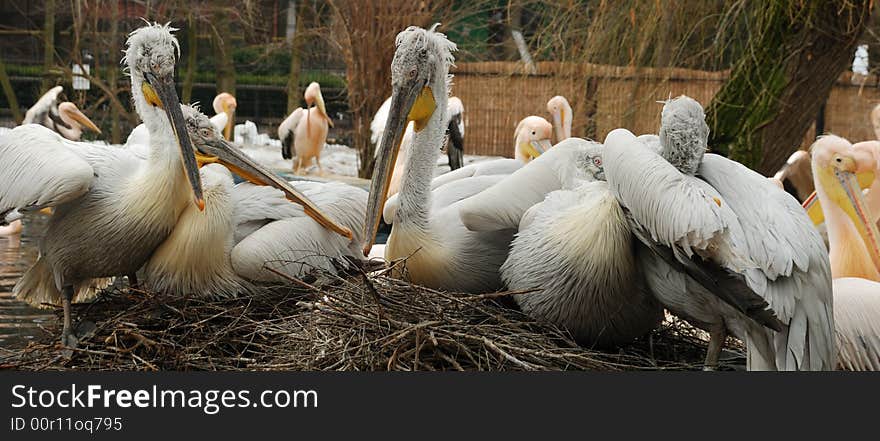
[593,157,602,166]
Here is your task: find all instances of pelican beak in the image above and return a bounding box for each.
[522,138,552,161]
[196,137,352,240]
[552,109,565,142]
[802,170,874,226]
[143,72,204,211]
[314,87,334,128]
[833,167,880,271]
[67,106,102,134]
[363,82,436,255]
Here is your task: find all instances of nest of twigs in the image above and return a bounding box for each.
[0,262,741,371]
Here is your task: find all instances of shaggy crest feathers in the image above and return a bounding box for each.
[122,21,180,74]
[658,95,708,176]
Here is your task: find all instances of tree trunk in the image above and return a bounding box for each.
[182,13,198,104]
[212,11,236,96]
[0,56,22,122]
[286,0,305,113]
[108,0,120,143]
[706,1,872,174]
[42,0,55,92]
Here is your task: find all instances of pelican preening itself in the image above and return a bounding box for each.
[514,116,553,163]
[278,82,334,175]
[547,95,572,143]
[22,85,102,141]
[604,96,834,370]
[808,136,880,370]
[143,105,362,296]
[1,23,205,347]
[212,92,237,140]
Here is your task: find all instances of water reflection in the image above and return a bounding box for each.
[0,214,54,349]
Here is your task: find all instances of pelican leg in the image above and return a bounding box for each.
[703,326,727,371]
[316,156,325,176]
[60,285,78,348]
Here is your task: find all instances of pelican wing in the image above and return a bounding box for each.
[231,181,367,281]
[278,108,305,159]
[604,129,731,256]
[22,85,63,126]
[370,97,392,144]
[833,277,880,371]
[458,138,600,232]
[0,124,99,222]
[698,153,834,370]
[382,158,520,224]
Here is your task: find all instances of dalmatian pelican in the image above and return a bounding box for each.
[493,140,663,346]
[278,82,334,175]
[546,95,572,143]
[514,116,553,163]
[364,25,518,293]
[0,23,206,347]
[23,86,101,141]
[808,136,880,370]
[603,96,834,370]
[212,92,237,140]
[143,106,362,296]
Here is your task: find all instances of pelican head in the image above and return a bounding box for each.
[124,22,204,210]
[658,95,708,176]
[58,102,101,134]
[809,135,880,275]
[363,24,457,254]
[576,142,606,181]
[515,116,554,162]
[304,82,334,128]
[181,105,352,240]
[547,95,572,141]
[212,92,237,140]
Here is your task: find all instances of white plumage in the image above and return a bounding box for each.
[604,96,834,370]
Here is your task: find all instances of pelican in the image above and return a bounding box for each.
[603,96,834,370]
[477,139,663,346]
[22,86,101,141]
[212,92,237,140]
[370,95,466,197]
[809,136,880,370]
[514,116,553,163]
[278,82,334,175]
[143,105,362,296]
[0,23,208,347]
[364,25,516,293]
[547,95,572,143]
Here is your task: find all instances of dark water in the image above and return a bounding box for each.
[0,214,54,348]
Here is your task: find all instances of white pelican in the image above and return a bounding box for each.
[514,116,553,163]
[278,82,334,175]
[604,96,834,370]
[370,95,467,197]
[143,106,362,296]
[212,92,237,140]
[364,25,516,293]
[1,23,207,347]
[546,95,572,143]
[22,86,101,141]
[809,136,880,370]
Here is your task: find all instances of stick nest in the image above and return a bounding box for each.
[1,265,741,371]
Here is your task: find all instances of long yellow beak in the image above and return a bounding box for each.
[221,101,234,140]
[362,84,436,255]
[67,106,102,134]
[314,88,334,128]
[521,138,552,161]
[803,170,875,225]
